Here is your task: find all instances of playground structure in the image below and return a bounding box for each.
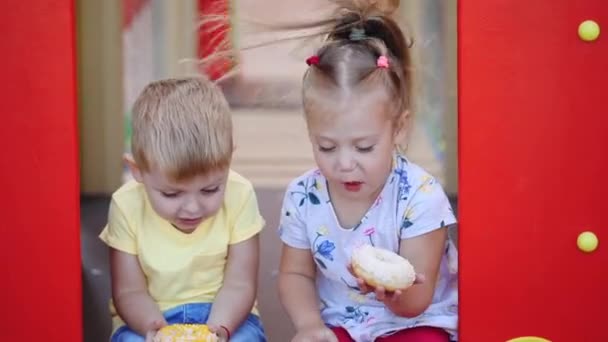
[2,0,606,341]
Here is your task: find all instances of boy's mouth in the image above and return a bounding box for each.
[177,217,203,227]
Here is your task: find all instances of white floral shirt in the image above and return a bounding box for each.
[278,153,459,341]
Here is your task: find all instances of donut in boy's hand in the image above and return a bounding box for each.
[154,324,219,342]
[351,244,416,292]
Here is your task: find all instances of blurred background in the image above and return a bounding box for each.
[79,0,457,341]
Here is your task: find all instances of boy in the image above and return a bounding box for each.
[100,77,266,342]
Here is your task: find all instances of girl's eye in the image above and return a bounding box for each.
[202,187,220,194]
[357,146,374,153]
[318,146,336,152]
[161,192,178,198]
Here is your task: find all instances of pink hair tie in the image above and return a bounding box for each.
[377,55,389,68]
[306,55,320,66]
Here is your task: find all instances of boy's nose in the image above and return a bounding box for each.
[183,198,202,215]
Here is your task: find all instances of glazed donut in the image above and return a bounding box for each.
[154,324,218,342]
[351,244,416,292]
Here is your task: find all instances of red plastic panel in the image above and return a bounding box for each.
[0,1,82,340]
[459,1,607,341]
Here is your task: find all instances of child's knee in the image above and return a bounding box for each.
[230,314,267,342]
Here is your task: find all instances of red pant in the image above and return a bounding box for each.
[331,326,450,342]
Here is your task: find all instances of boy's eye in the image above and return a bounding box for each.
[202,187,220,194]
[318,146,336,152]
[356,145,374,153]
[161,192,179,198]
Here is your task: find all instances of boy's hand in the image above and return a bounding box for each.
[347,264,425,304]
[144,319,167,342]
[208,324,229,342]
[292,325,338,342]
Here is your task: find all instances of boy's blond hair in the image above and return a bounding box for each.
[131,76,233,181]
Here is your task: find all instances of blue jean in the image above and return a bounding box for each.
[111,303,266,342]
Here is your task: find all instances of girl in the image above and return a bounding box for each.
[276,1,458,341]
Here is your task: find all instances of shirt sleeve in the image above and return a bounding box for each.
[277,180,311,249]
[99,198,137,254]
[399,177,457,239]
[229,185,265,244]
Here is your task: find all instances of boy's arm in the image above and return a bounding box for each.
[278,244,325,331]
[110,248,166,335]
[207,234,260,335]
[387,227,447,317]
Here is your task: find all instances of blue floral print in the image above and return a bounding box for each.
[343,305,370,324]
[290,179,321,206]
[317,240,335,260]
[312,226,335,269]
[393,167,411,201]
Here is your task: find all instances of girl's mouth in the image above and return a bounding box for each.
[343,181,363,192]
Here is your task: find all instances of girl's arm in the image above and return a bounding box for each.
[110,248,166,335]
[386,227,447,317]
[207,234,260,335]
[278,244,325,331]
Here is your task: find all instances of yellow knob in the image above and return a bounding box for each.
[578,20,600,41]
[577,231,599,253]
[507,337,551,342]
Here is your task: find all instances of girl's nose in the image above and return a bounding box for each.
[337,151,356,172]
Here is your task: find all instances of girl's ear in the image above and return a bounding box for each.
[123,154,143,182]
[394,110,410,142]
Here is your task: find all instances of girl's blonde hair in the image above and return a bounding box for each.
[301,0,412,132]
[131,76,233,181]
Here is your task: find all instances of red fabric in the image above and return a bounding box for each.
[332,327,354,341]
[331,326,449,342]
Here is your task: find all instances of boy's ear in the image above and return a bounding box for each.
[123,154,143,182]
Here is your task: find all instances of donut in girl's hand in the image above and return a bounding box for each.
[350,244,416,292]
[154,324,219,342]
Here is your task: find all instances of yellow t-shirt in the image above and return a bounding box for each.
[99,170,265,332]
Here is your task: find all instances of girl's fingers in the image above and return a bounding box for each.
[356,278,373,293]
[374,286,387,301]
[414,273,426,284]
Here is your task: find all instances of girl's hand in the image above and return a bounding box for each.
[144,319,167,342]
[347,264,425,303]
[208,324,230,342]
[292,325,338,342]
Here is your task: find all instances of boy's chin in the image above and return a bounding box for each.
[171,220,202,233]
[175,226,198,233]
